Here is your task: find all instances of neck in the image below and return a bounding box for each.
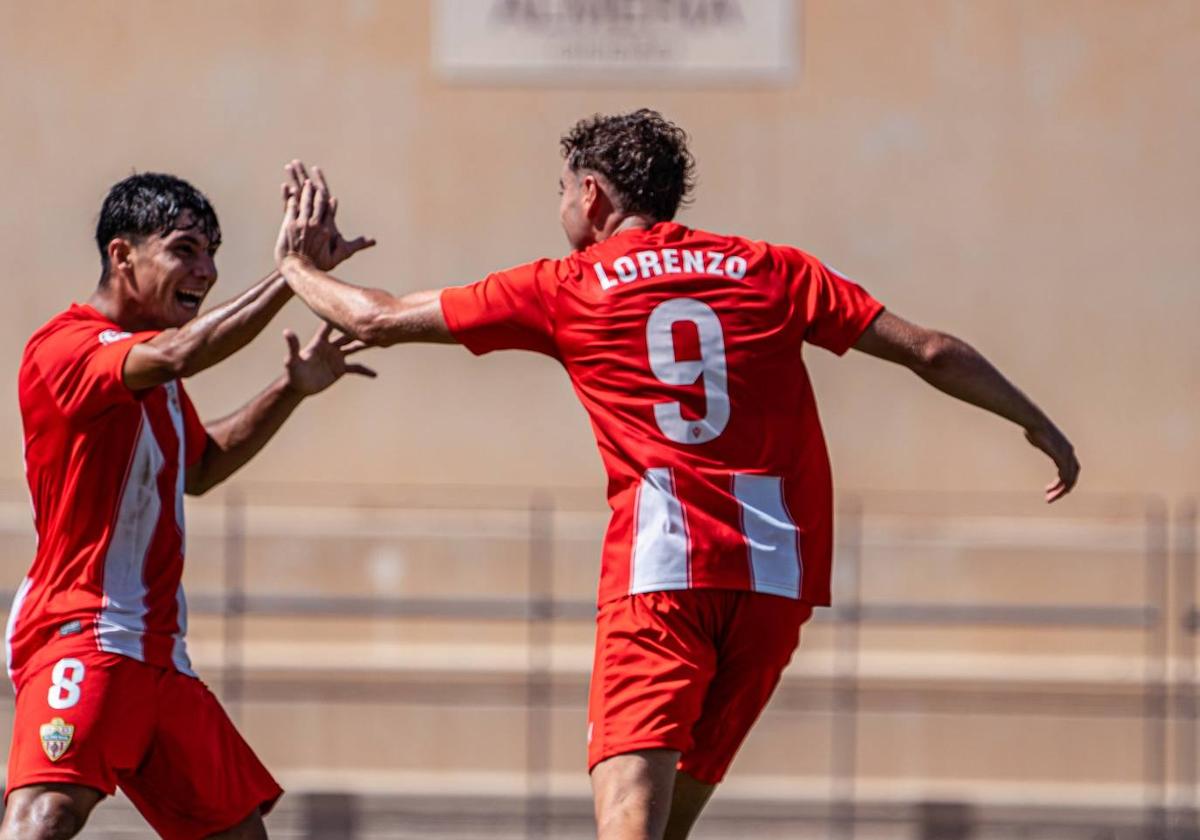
[87,281,150,332]
[595,213,658,244]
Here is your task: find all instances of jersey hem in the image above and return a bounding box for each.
[628,579,691,596]
[588,736,692,773]
[605,581,811,607]
[751,581,803,599]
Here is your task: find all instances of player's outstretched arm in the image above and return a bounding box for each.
[185,323,376,495]
[280,255,451,347]
[853,310,1080,502]
[276,173,454,346]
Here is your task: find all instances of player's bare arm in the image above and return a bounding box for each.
[853,310,1080,502]
[185,323,375,495]
[280,255,449,346]
[276,165,453,346]
[121,271,293,391]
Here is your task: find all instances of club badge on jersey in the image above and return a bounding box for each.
[39,717,73,762]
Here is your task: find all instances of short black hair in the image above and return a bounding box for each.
[95,172,221,282]
[560,109,696,222]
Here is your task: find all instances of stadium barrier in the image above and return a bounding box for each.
[0,483,1194,839]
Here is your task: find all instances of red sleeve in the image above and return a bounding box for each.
[439,258,564,359]
[28,322,159,420]
[176,382,209,468]
[775,246,884,355]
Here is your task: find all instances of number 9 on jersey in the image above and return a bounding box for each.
[647,298,730,444]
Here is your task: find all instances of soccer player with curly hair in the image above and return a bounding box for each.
[274,110,1079,840]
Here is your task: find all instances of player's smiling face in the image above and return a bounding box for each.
[126,212,219,329]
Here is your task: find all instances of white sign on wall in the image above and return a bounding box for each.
[433,0,797,84]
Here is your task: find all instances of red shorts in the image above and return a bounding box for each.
[587,589,812,784]
[6,650,281,839]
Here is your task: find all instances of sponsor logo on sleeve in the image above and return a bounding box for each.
[98,329,132,345]
[39,717,74,762]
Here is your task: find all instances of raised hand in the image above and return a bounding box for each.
[275,175,335,267]
[283,322,376,396]
[280,161,375,270]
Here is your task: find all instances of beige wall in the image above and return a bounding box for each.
[0,0,1196,501]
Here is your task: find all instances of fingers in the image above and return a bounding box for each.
[328,195,339,218]
[285,161,305,198]
[345,236,377,255]
[345,363,378,378]
[1045,455,1080,503]
[1046,482,1072,503]
[284,188,298,225]
[298,179,314,225]
[312,183,327,226]
[329,333,371,354]
[301,322,334,352]
[312,165,332,197]
[1025,425,1079,504]
[283,329,301,360]
[287,160,310,191]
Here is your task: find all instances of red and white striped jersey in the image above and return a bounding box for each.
[7,304,207,688]
[440,222,884,607]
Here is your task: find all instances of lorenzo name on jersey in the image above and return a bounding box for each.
[440,222,883,607]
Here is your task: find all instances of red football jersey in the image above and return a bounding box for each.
[7,304,208,687]
[440,222,883,607]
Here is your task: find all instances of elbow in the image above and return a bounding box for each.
[354,312,393,347]
[354,295,405,347]
[914,332,965,374]
[185,465,228,496]
[147,340,195,380]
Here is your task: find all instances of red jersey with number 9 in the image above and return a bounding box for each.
[440,222,883,607]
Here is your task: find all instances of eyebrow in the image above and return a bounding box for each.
[168,232,208,250]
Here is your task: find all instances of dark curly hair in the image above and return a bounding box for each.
[560,109,696,222]
[96,172,221,283]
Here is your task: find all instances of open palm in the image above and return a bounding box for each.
[283,323,376,396]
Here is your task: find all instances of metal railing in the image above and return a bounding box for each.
[0,484,1194,839]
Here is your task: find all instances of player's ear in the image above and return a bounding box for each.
[107,238,135,278]
[581,174,602,220]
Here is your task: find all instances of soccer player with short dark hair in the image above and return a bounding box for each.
[275,110,1079,840]
[2,172,374,839]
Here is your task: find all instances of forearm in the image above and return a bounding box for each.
[279,255,452,346]
[279,255,394,339]
[187,376,305,494]
[854,310,1078,500]
[127,272,293,390]
[172,272,293,375]
[914,335,1053,432]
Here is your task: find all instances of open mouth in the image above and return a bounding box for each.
[175,289,205,311]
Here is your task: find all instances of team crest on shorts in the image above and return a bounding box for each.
[39,718,73,762]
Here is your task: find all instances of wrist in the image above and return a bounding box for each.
[277,373,310,401]
[280,253,314,274]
